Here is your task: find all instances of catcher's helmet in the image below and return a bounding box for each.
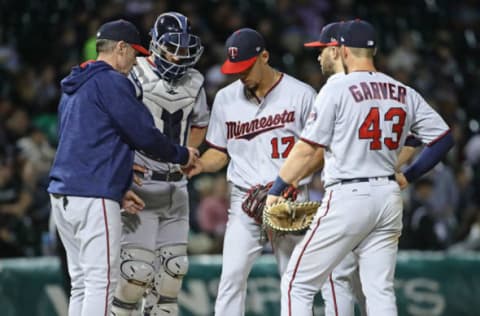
[149,12,203,81]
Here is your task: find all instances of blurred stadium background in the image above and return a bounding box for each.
[0,0,479,315]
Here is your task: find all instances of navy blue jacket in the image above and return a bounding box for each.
[48,61,188,202]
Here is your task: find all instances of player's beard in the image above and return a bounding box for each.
[242,79,258,92]
[321,57,335,78]
[340,54,349,74]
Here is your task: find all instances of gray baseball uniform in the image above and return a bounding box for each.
[281,71,450,316]
[112,56,209,316]
[124,56,209,245]
[317,72,367,316]
[206,73,316,315]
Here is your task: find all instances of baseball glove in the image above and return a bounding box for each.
[242,182,298,225]
[263,201,320,232]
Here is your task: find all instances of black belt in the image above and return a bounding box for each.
[135,170,184,182]
[325,175,395,188]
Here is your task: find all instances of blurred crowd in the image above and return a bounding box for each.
[0,0,479,258]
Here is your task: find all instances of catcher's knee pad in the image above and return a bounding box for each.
[144,245,188,316]
[111,246,155,315]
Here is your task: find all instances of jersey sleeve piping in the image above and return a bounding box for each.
[206,140,228,153]
[300,137,327,148]
[191,125,208,129]
[427,129,451,147]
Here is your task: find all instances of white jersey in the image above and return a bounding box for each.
[301,71,450,187]
[129,57,209,173]
[206,73,316,188]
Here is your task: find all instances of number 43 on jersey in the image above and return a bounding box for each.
[359,107,406,150]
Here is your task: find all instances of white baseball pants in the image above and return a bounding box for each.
[214,185,304,316]
[281,178,402,316]
[51,195,122,316]
[322,252,367,316]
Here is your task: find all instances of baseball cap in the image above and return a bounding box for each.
[221,28,265,74]
[338,19,377,48]
[304,22,342,47]
[96,19,150,56]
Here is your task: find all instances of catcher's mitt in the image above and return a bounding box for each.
[242,182,298,225]
[263,201,320,232]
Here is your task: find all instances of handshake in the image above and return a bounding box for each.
[132,146,203,188]
[181,146,203,178]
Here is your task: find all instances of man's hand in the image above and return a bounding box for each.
[132,164,146,186]
[122,190,145,214]
[395,172,409,190]
[182,159,204,179]
[266,194,286,207]
[181,148,229,178]
[182,147,200,169]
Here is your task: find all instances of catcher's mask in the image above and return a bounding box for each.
[149,12,204,82]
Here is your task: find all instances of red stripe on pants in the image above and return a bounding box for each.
[102,199,111,316]
[288,191,333,316]
[329,274,339,316]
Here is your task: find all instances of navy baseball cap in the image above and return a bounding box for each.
[304,22,342,47]
[221,28,265,74]
[97,19,150,55]
[338,19,377,48]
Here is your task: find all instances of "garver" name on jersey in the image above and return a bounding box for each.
[226,110,295,140]
[349,82,406,104]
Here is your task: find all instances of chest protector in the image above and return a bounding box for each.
[130,57,204,167]
[131,57,204,134]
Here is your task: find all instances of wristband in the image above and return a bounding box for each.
[269,176,290,196]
